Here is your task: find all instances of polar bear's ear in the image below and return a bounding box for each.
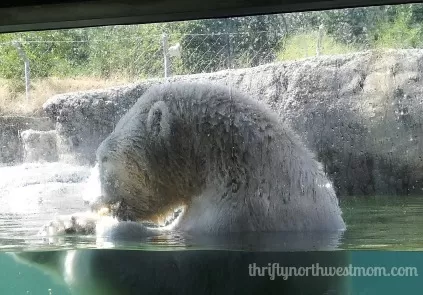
[147,100,171,139]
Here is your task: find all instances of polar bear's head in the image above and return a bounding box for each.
[93,85,202,224]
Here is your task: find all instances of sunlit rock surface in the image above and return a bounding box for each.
[43,49,423,196]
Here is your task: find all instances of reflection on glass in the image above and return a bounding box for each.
[1,3,423,295]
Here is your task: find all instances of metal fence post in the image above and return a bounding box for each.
[162,33,171,78]
[13,41,31,100]
[316,24,324,57]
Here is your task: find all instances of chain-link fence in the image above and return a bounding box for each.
[0,28,287,103]
[0,32,286,80]
[1,4,423,105]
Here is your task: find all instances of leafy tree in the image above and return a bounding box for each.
[86,23,186,79]
[371,5,423,49]
[2,4,423,83]
[179,15,282,74]
[0,29,90,79]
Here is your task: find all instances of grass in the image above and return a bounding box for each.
[0,76,133,116]
[277,31,358,61]
[373,14,422,50]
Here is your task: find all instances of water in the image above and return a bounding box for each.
[342,197,423,251]
[0,163,91,250]
[1,163,423,294]
[2,250,423,294]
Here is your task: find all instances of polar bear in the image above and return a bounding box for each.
[13,82,348,295]
[39,81,345,238]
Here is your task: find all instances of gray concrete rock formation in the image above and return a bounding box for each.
[20,129,58,163]
[42,49,423,196]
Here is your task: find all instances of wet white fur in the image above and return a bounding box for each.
[89,81,346,236]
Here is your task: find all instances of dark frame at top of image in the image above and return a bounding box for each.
[0,0,421,33]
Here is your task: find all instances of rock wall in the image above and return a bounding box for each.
[20,129,58,163]
[42,49,423,196]
[0,116,54,164]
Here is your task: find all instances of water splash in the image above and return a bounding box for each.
[81,164,101,206]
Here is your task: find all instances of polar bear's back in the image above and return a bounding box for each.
[134,82,346,232]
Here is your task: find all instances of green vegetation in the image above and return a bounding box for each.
[372,9,423,49]
[2,5,423,81]
[277,31,356,61]
[2,4,423,115]
[276,4,423,60]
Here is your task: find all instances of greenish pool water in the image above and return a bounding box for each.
[0,196,422,294]
[1,250,422,295]
[341,196,423,250]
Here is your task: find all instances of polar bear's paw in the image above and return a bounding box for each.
[38,212,99,236]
